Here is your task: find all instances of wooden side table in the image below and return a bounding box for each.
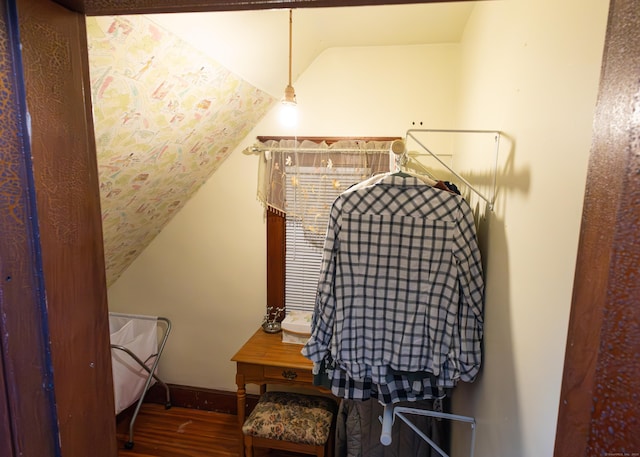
[231,328,330,457]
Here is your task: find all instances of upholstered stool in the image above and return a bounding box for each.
[242,391,337,457]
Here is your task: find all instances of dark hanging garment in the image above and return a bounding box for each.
[335,398,451,457]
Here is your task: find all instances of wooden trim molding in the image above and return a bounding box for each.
[14,1,117,455]
[0,2,60,456]
[54,0,473,16]
[143,384,259,415]
[267,208,286,320]
[553,0,640,455]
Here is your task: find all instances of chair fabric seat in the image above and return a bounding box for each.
[242,391,337,446]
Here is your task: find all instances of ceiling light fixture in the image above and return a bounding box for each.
[280,9,298,128]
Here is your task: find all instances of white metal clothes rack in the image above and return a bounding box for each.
[397,129,502,211]
[380,404,477,457]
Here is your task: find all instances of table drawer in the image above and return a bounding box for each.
[264,366,313,383]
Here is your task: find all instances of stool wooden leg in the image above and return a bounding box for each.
[244,435,253,457]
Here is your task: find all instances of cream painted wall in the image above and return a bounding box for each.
[107,1,609,454]
[284,44,462,136]
[448,2,609,457]
[107,43,461,391]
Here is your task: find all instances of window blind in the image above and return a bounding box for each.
[285,166,372,312]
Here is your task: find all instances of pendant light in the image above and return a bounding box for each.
[280,9,298,127]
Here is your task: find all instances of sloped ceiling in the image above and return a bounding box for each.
[87,15,276,286]
[147,3,476,98]
[87,4,474,286]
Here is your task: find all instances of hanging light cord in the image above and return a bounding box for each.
[282,9,296,104]
[288,9,293,88]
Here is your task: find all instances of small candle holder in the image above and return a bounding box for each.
[262,307,283,334]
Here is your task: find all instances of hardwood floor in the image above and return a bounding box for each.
[116,403,307,457]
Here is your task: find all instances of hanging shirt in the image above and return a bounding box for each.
[301,174,484,402]
[322,357,452,404]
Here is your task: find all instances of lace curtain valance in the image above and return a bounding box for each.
[252,138,392,240]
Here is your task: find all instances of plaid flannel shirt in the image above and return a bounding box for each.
[301,174,484,402]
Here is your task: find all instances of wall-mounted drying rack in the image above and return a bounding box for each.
[380,403,477,457]
[394,129,502,211]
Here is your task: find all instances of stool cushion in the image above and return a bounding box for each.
[242,391,337,446]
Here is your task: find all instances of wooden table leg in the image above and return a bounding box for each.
[236,374,246,457]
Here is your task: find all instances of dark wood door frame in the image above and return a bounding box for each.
[553,0,640,455]
[0,1,637,456]
[1,0,119,456]
[0,2,62,456]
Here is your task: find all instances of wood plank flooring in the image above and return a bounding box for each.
[116,403,306,457]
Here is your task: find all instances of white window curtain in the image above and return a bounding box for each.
[253,138,392,312]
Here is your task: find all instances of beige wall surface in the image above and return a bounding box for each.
[107,1,609,455]
[449,1,609,457]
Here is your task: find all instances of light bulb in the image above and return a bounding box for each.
[280,101,298,128]
[280,84,298,128]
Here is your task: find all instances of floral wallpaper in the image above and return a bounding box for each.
[86,15,276,286]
